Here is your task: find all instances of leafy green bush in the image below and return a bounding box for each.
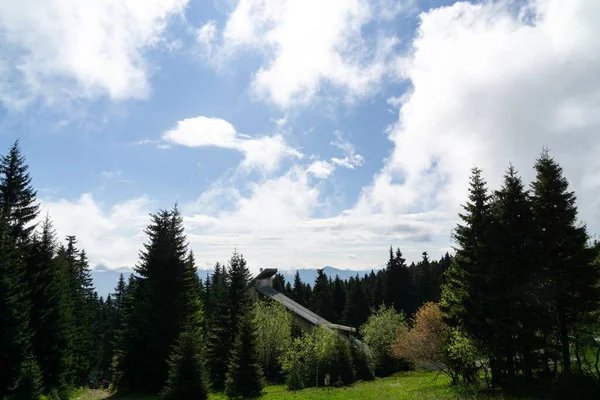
[280,327,358,390]
[360,305,408,377]
[350,339,375,381]
[253,300,293,383]
[442,328,480,384]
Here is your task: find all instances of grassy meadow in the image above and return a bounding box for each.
[70,370,540,400]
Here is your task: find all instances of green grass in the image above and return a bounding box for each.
[70,371,535,400]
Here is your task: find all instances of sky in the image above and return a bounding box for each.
[0,0,599,274]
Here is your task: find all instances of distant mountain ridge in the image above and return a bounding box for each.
[91,265,382,299]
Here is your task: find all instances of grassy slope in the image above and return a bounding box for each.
[71,371,534,400]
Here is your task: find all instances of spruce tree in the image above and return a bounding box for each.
[530,149,600,374]
[225,314,263,398]
[120,206,200,392]
[292,271,305,306]
[343,277,370,329]
[26,216,68,393]
[0,140,40,244]
[441,167,499,381]
[205,263,231,391]
[332,276,347,323]
[385,248,415,315]
[312,269,335,321]
[227,251,252,338]
[160,327,207,400]
[0,217,33,399]
[491,165,537,378]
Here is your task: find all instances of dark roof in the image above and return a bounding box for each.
[253,268,278,281]
[257,286,356,333]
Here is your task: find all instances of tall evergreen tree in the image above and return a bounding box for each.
[225,314,263,399]
[205,263,231,391]
[491,165,537,378]
[343,276,370,329]
[441,167,499,380]
[26,216,68,393]
[0,140,39,244]
[530,150,600,374]
[116,207,201,392]
[312,269,335,321]
[332,276,347,323]
[0,217,34,399]
[227,251,252,339]
[160,327,207,400]
[292,271,305,306]
[385,248,416,315]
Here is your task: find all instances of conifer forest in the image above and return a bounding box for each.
[1,141,600,399]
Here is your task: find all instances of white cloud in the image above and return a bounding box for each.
[196,21,218,56]
[34,0,600,276]
[209,0,404,108]
[330,131,365,169]
[40,194,154,270]
[307,161,335,179]
[162,116,302,173]
[357,0,600,237]
[0,0,188,108]
[376,0,417,21]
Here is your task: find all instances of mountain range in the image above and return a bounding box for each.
[91,265,382,299]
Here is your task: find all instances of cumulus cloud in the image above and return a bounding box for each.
[0,0,188,108]
[35,0,600,275]
[40,194,154,270]
[162,116,302,173]
[205,0,405,108]
[307,161,335,179]
[358,0,600,235]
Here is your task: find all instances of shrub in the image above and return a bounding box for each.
[350,339,375,381]
[360,305,408,376]
[253,300,293,383]
[280,327,358,390]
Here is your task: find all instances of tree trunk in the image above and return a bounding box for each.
[507,340,515,378]
[523,342,533,380]
[543,331,550,375]
[558,309,571,375]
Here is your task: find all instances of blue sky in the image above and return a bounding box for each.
[0,0,599,274]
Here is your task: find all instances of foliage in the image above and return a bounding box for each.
[393,302,448,368]
[360,305,407,376]
[225,314,264,398]
[6,354,44,400]
[160,328,207,400]
[253,300,293,382]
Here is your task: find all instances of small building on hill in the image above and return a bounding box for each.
[249,268,356,335]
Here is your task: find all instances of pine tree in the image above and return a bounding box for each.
[225,314,263,398]
[6,354,43,400]
[441,167,498,380]
[160,327,207,400]
[343,276,370,329]
[227,251,252,339]
[385,248,416,315]
[312,269,335,321]
[26,216,68,393]
[332,276,347,323]
[530,149,600,374]
[0,217,33,399]
[292,271,305,306]
[116,206,201,392]
[0,140,40,244]
[491,165,537,378]
[205,263,231,391]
